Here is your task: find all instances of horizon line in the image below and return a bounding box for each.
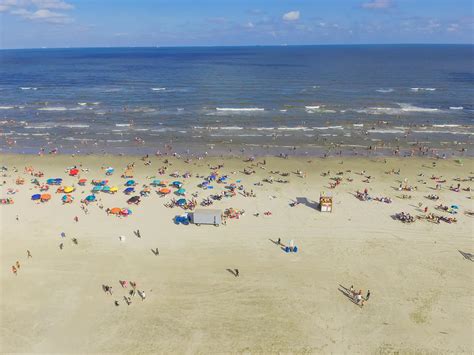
[1,43,473,50]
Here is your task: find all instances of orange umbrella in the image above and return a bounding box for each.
[110,207,121,214]
[40,193,51,201]
[159,188,171,194]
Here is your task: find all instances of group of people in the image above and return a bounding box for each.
[349,286,370,307]
[103,280,147,306]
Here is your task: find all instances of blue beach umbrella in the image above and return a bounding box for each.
[177,188,186,195]
[85,195,96,202]
[151,179,161,186]
[177,198,187,206]
[172,181,183,188]
[31,194,41,200]
[54,178,63,184]
[124,187,135,194]
[125,180,135,186]
[92,186,103,192]
[102,186,111,193]
[46,178,55,185]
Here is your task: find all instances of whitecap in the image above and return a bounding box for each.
[449,106,463,110]
[410,87,436,92]
[38,107,68,111]
[219,126,244,130]
[151,87,166,91]
[61,124,90,128]
[0,106,14,109]
[432,124,460,128]
[20,87,38,90]
[216,107,264,112]
[115,123,131,127]
[376,88,394,93]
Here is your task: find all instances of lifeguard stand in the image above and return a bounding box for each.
[319,193,333,212]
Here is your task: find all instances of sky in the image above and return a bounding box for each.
[0,0,473,48]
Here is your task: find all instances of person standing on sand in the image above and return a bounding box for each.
[366,290,370,301]
[12,265,17,275]
[349,285,354,296]
[277,238,281,245]
[27,250,32,258]
[59,243,63,250]
[235,269,239,277]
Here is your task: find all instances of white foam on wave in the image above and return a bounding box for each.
[400,103,439,112]
[412,130,473,135]
[305,105,320,110]
[369,129,406,134]
[38,107,68,111]
[0,106,14,109]
[216,107,264,112]
[411,87,436,92]
[353,124,364,127]
[449,106,463,110]
[279,109,287,112]
[376,88,394,93]
[61,124,90,128]
[313,126,344,130]
[432,124,460,128]
[277,126,312,131]
[305,105,337,113]
[219,126,244,130]
[151,88,166,91]
[115,123,131,127]
[20,87,38,90]
[356,103,440,115]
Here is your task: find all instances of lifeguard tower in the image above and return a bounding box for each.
[319,193,333,212]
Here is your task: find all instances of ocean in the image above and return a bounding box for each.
[0,45,473,156]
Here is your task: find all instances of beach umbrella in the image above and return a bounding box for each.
[102,186,111,193]
[40,193,51,201]
[54,178,63,184]
[176,188,186,195]
[159,180,168,187]
[121,208,132,216]
[172,181,183,188]
[124,187,135,194]
[31,194,41,200]
[85,195,96,202]
[125,180,135,186]
[78,178,87,186]
[92,186,103,192]
[451,205,459,209]
[151,179,161,186]
[110,207,121,215]
[177,198,187,206]
[64,186,75,193]
[105,167,114,175]
[159,188,171,194]
[69,168,79,176]
[46,178,55,185]
[110,186,118,193]
[127,196,140,204]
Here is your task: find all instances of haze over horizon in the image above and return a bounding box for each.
[0,0,473,49]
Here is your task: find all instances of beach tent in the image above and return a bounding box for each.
[64,186,75,193]
[159,188,171,194]
[85,195,96,202]
[40,193,51,202]
[176,188,186,195]
[125,180,135,186]
[177,198,187,206]
[31,194,41,201]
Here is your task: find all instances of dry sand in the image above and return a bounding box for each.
[1,154,473,354]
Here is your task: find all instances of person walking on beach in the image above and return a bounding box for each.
[27,250,32,258]
[366,290,370,301]
[59,243,63,250]
[12,265,17,275]
[234,269,239,277]
[349,285,354,296]
[277,238,281,245]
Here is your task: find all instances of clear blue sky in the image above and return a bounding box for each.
[1,0,473,48]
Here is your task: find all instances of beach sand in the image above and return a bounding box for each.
[1,154,472,353]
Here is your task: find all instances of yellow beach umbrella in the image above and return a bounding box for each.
[64,186,75,193]
[110,186,118,193]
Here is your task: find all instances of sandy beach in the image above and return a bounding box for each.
[1,153,472,353]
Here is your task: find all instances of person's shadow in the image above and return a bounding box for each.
[338,284,362,307]
[226,269,237,277]
[458,250,474,261]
